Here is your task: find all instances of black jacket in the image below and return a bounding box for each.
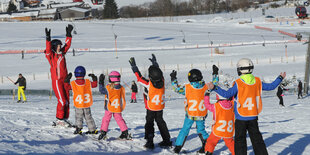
[15,77,26,89]
[298,81,302,92]
[131,83,138,93]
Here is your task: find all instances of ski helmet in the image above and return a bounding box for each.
[74,66,86,77]
[109,71,121,82]
[188,69,203,82]
[148,65,163,82]
[237,58,254,76]
[51,39,62,53]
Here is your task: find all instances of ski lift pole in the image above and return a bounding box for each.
[304,34,310,94]
[112,24,118,59]
[208,32,213,61]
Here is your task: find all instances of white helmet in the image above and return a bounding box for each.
[237,58,254,76]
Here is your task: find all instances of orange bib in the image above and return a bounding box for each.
[71,79,93,108]
[235,77,262,117]
[106,85,126,113]
[213,102,235,138]
[147,82,165,111]
[185,84,208,117]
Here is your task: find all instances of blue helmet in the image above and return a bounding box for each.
[74,66,86,77]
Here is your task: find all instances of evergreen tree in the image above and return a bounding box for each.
[103,0,119,19]
[7,1,17,14]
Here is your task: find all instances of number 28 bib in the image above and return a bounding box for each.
[235,77,262,117]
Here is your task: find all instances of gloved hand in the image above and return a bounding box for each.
[45,28,51,41]
[170,70,177,82]
[88,74,97,81]
[129,57,139,73]
[64,72,72,83]
[66,24,73,37]
[212,65,219,75]
[149,54,159,67]
[99,74,105,85]
[205,90,210,96]
[129,57,136,67]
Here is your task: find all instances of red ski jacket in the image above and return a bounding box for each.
[45,37,72,80]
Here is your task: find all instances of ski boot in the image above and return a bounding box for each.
[85,129,98,134]
[133,99,137,103]
[98,131,107,140]
[74,128,82,135]
[22,100,27,103]
[174,146,182,154]
[158,140,172,148]
[205,151,213,155]
[17,100,21,103]
[144,139,155,150]
[119,130,132,140]
[130,100,133,103]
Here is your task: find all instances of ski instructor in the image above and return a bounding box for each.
[45,24,73,126]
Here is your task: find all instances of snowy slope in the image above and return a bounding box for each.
[0,6,310,155]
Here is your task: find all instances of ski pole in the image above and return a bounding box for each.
[6,76,15,84]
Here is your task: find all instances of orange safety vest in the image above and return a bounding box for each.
[71,79,93,108]
[235,77,262,117]
[212,102,235,138]
[106,84,126,113]
[147,81,165,111]
[185,84,208,117]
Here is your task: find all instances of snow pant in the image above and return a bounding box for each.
[205,132,235,155]
[298,90,302,98]
[131,92,137,100]
[100,110,128,132]
[17,86,26,101]
[277,94,284,106]
[75,107,96,131]
[145,109,170,142]
[235,119,268,155]
[52,79,70,120]
[175,116,209,146]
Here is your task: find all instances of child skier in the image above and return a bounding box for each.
[170,69,209,154]
[204,93,235,155]
[97,71,131,140]
[128,54,172,149]
[207,58,286,155]
[130,80,138,103]
[64,66,98,134]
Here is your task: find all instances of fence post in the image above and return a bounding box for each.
[217,61,220,68]
[120,67,122,75]
[177,64,179,71]
[293,55,296,62]
[205,63,207,69]
[48,72,50,80]
[269,58,271,64]
[1,76,3,84]
[281,56,283,63]
[12,88,15,101]
[33,73,35,80]
[49,88,52,100]
[256,58,258,64]
[190,64,193,69]
[231,60,233,67]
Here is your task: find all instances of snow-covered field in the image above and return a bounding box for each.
[1,6,310,154]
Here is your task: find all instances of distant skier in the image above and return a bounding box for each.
[64,66,98,134]
[207,58,286,155]
[170,69,209,154]
[298,80,303,99]
[14,73,27,103]
[130,80,138,103]
[129,54,172,149]
[277,83,288,107]
[97,71,132,140]
[45,24,73,126]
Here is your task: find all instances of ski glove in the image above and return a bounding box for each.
[129,57,139,73]
[64,73,72,83]
[170,70,177,82]
[149,54,159,67]
[88,74,97,81]
[99,74,105,85]
[45,28,51,41]
[66,24,73,37]
[212,65,219,75]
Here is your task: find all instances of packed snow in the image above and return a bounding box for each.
[0,6,310,155]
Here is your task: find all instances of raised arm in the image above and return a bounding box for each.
[170,70,185,95]
[62,24,73,54]
[45,28,52,63]
[262,73,285,91]
[204,92,215,112]
[98,74,107,94]
[129,57,149,87]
